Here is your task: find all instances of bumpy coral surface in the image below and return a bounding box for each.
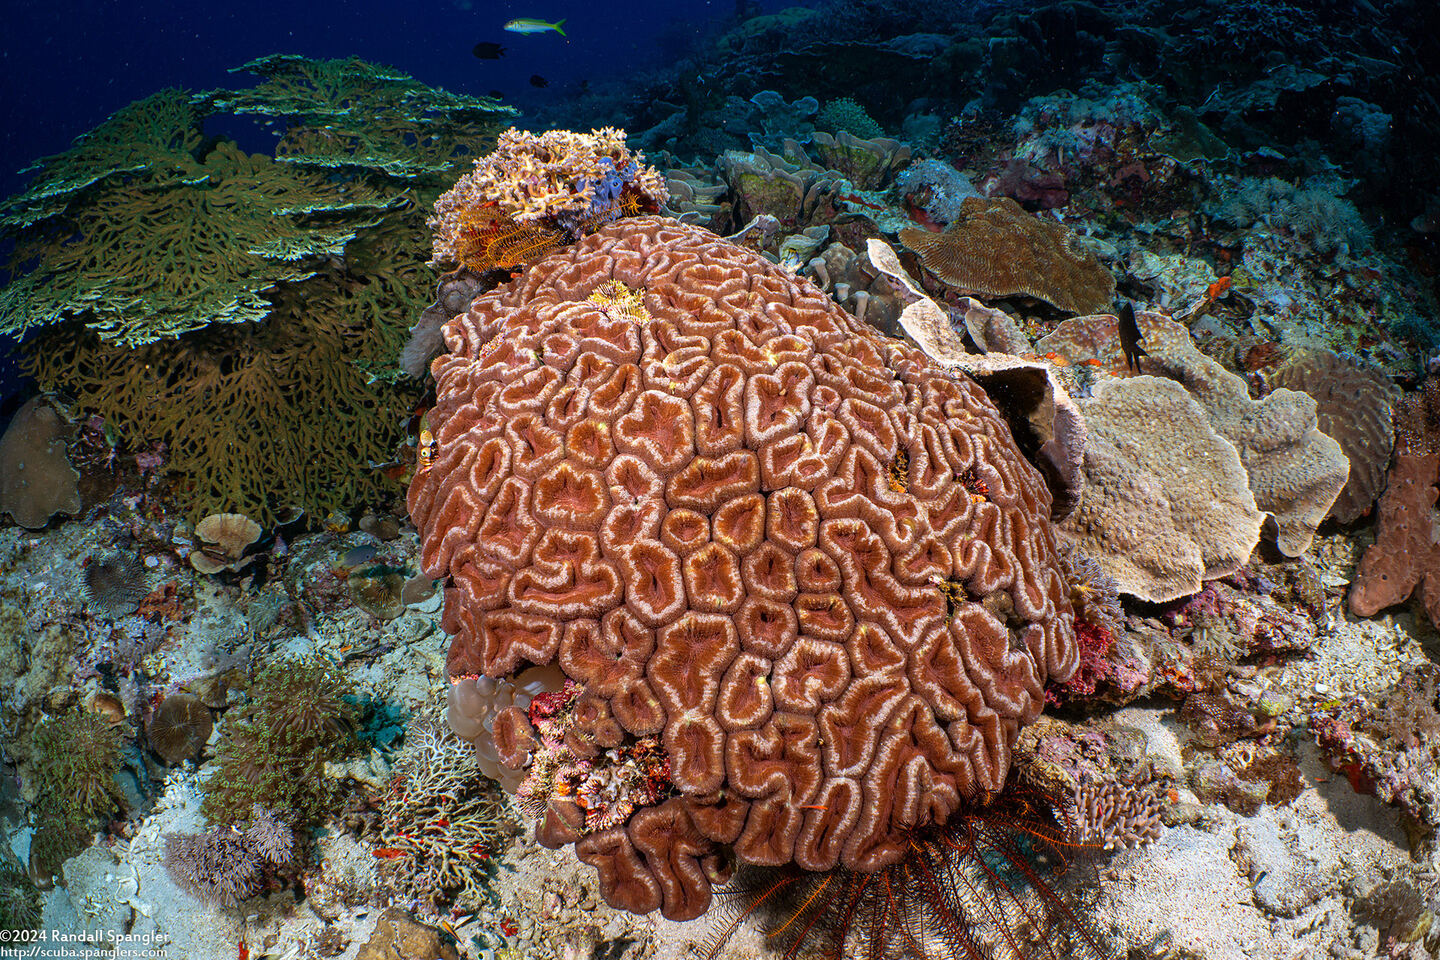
[898,196,1115,315]
[1059,376,1264,603]
[0,397,80,530]
[1268,348,1399,524]
[409,216,1077,921]
[1039,310,1350,558]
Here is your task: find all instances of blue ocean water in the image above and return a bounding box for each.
[0,0,1436,416]
[0,0,793,200]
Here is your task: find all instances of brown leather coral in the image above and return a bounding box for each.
[409,216,1077,921]
[899,197,1114,315]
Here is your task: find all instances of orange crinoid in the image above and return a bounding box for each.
[408,217,1078,924]
[453,203,568,272]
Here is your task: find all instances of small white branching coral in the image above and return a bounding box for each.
[1065,778,1165,851]
[373,713,514,913]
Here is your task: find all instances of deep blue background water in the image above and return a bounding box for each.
[0,0,804,407]
[0,0,795,199]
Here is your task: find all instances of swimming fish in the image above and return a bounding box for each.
[530,74,549,88]
[1117,301,1148,373]
[342,544,378,568]
[504,17,566,36]
[471,41,506,59]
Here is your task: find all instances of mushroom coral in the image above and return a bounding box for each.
[409,216,1078,921]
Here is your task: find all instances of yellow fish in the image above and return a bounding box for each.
[504,17,566,36]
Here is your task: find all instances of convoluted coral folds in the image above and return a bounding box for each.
[408,215,1078,921]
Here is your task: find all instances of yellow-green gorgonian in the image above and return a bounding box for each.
[2,58,516,524]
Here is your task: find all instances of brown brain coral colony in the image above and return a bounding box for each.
[408,215,1079,923]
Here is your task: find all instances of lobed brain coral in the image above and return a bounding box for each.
[409,216,1077,921]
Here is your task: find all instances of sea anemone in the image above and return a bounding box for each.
[0,866,41,931]
[249,655,355,748]
[29,706,128,875]
[32,707,127,824]
[163,803,294,906]
[200,656,355,825]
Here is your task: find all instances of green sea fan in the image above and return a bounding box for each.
[2,135,396,347]
[4,56,517,525]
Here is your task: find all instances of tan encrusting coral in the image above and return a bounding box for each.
[899,196,1115,314]
[1040,311,1350,558]
[1349,377,1440,626]
[867,238,1087,519]
[190,513,262,574]
[0,397,81,530]
[1058,376,1264,603]
[1268,347,1400,523]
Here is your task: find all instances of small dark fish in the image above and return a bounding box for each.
[472,41,506,59]
[530,74,549,88]
[343,545,379,568]
[1117,301,1148,372]
[488,90,504,99]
